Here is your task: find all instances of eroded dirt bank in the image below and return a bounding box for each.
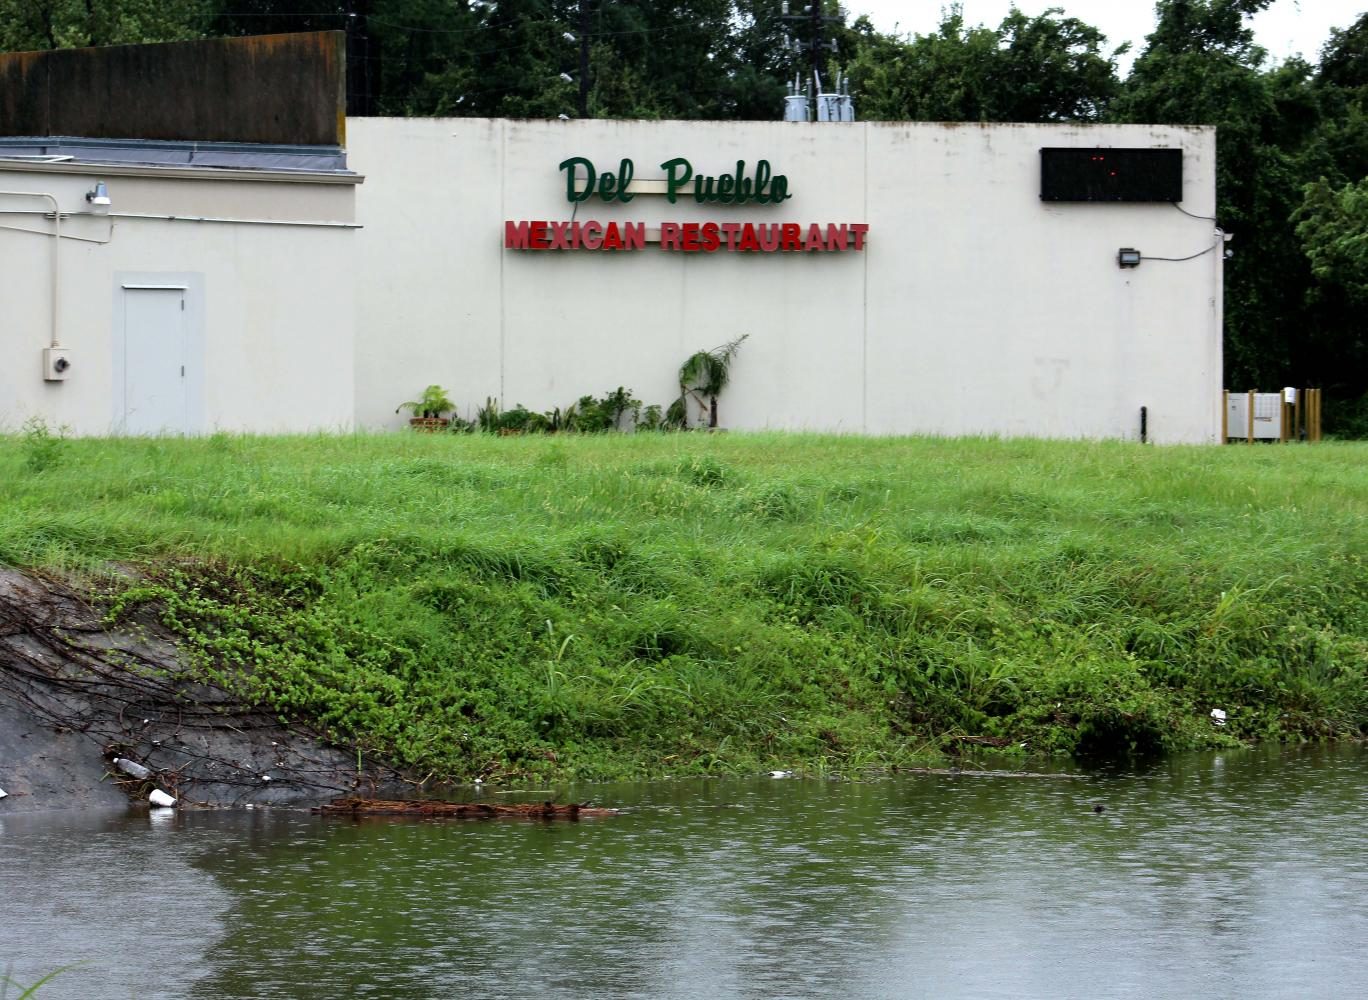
[0,568,407,813]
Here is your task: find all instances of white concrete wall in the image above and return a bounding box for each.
[0,120,1222,442]
[350,118,1221,443]
[0,166,357,435]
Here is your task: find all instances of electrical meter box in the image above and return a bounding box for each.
[42,347,73,381]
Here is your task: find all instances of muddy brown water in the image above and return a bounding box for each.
[2,744,1365,999]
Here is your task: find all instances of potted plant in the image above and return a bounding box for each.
[396,384,455,431]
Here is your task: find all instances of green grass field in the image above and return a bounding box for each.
[2,429,1365,780]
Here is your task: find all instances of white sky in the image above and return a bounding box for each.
[847,0,1365,72]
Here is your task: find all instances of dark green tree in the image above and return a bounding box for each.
[848,5,1122,123]
[0,0,207,50]
[724,0,806,121]
[1292,14,1368,428]
[584,0,743,119]
[1297,176,1368,304]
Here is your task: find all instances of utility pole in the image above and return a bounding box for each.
[578,0,590,118]
[344,0,375,116]
[807,0,823,92]
[781,1,841,100]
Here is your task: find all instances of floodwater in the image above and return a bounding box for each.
[2,745,1366,999]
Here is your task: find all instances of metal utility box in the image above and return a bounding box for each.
[42,347,73,381]
[1226,392,1284,440]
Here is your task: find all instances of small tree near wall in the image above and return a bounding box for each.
[667,335,748,429]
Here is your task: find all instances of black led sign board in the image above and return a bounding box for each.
[1039,148,1183,203]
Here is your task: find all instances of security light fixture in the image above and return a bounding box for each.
[85,181,110,207]
[1117,247,1142,268]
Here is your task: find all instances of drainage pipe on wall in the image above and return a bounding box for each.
[108,211,361,229]
[0,190,61,347]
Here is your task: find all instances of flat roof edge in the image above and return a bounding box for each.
[0,158,364,185]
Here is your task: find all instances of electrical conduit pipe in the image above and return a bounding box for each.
[0,190,61,347]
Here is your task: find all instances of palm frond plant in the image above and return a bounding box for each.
[396,385,455,430]
[673,335,748,429]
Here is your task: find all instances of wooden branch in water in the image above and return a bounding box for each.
[894,766,1081,780]
[952,735,1013,747]
[313,796,619,819]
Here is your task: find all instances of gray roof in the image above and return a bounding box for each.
[0,136,350,174]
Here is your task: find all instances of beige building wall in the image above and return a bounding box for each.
[1,119,1221,443]
[0,164,358,435]
[350,118,1222,443]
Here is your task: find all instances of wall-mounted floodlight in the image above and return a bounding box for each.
[85,180,110,207]
[1117,247,1142,268]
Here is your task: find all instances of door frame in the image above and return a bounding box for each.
[112,272,205,434]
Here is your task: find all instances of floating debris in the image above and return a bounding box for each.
[149,789,177,808]
[113,757,152,780]
[313,797,618,820]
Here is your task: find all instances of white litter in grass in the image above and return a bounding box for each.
[113,757,152,780]
[1210,708,1228,726]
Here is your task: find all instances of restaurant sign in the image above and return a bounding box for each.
[559,156,791,205]
[503,155,867,254]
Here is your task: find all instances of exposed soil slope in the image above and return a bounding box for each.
[0,568,405,812]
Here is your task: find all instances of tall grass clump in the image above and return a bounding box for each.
[1,430,1365,779]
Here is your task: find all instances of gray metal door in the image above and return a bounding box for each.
[120,286,187,434]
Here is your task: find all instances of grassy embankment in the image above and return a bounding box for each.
[1,430,1365,780]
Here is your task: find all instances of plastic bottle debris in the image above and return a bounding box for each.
[1210,708,1228,726]
[113,757,152,780]
[149,789,176,808]
[769,770,794,779]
